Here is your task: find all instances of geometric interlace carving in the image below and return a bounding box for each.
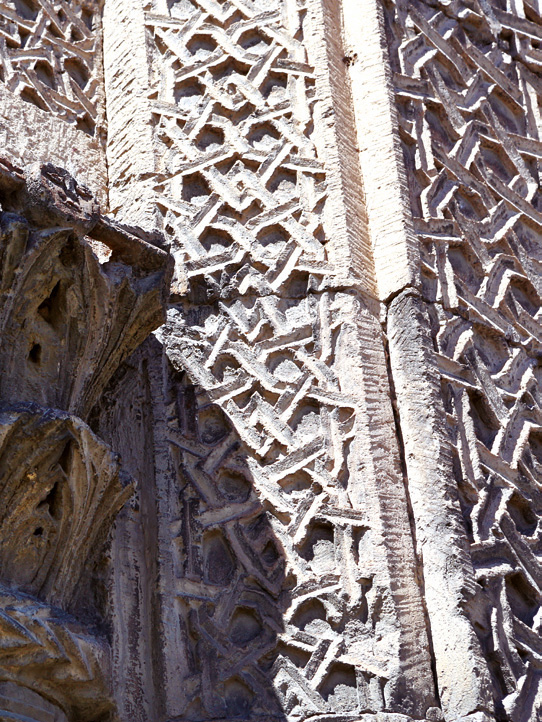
[0,0,100,133]
[386,0,542,718]
[148,0,426,717]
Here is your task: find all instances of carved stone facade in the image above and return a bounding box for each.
[2,0,542,721]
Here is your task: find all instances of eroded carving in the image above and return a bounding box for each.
[158,287,435,719]
[0,587,112,721]
[0,161,171,721]
[0,406,131,609]
[0,161,172,419]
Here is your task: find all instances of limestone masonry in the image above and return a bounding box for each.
[1,0,541,720]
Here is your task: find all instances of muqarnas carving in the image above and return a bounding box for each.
[0,408,131,607]
[0,408,126,722]
[0,162,171,417]
[0,159,172,722]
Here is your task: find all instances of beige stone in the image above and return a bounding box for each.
[1,0,542,720]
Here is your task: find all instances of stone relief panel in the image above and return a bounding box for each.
[0,0,103,135]
[384,0,542,718]
[146,0,328,276]
[160,313,420,721]
[92,350,290,721]
[0,408,131,609]
[0,590,112,721]
[95,325,437,722]
[164,372,286,721]
[99,0,439,716]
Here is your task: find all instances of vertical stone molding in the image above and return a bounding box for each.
[363,0,542,719]
[387,290,494,720]
[341,0,420,301]
[103,0,157,226]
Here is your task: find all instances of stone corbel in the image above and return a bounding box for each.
[0,159,173,420]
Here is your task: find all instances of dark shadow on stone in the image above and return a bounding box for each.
[90,335,290,722]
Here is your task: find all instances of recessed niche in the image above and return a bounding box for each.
[174,78,204,111]
[203,531,235,586]
[218,470,251,503]
[20,87,48,112]
[34,60,55,89]
[229,607,263,647]
[195,125,225,152]
[506,572,539,627]
[261,73,288,102]
[266,167,297,196]
[291,597,327,631]
[37,281,63,327]
[186,33,217,59]
[319,662,358,712]
[257,224,290,247]
[198,404,229,445]
[507,492,538,536]
[247,122,280,150]
[299,520,334,564]
[238,29,270,54]
[224,678,254,718]
[64,57,90,90]
[275,641,311,668]
[28,343,42,364]
[182,172,210,204]
[199,227,234,253]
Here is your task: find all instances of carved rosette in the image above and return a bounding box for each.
[0,160,172,721]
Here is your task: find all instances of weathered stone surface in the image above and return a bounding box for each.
[0,85,107,202]
[100,0,441,714]
[368,0,542,719]
[0,0,104,134]
[0,406,131,608]
[387,289,494,719]
[0,0,108,200]
[3,0,542,720]
[0,158,171,721]
[0,160,172,419]
[0,589,113,721]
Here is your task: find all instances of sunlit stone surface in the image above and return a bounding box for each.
[1,0,542,720]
